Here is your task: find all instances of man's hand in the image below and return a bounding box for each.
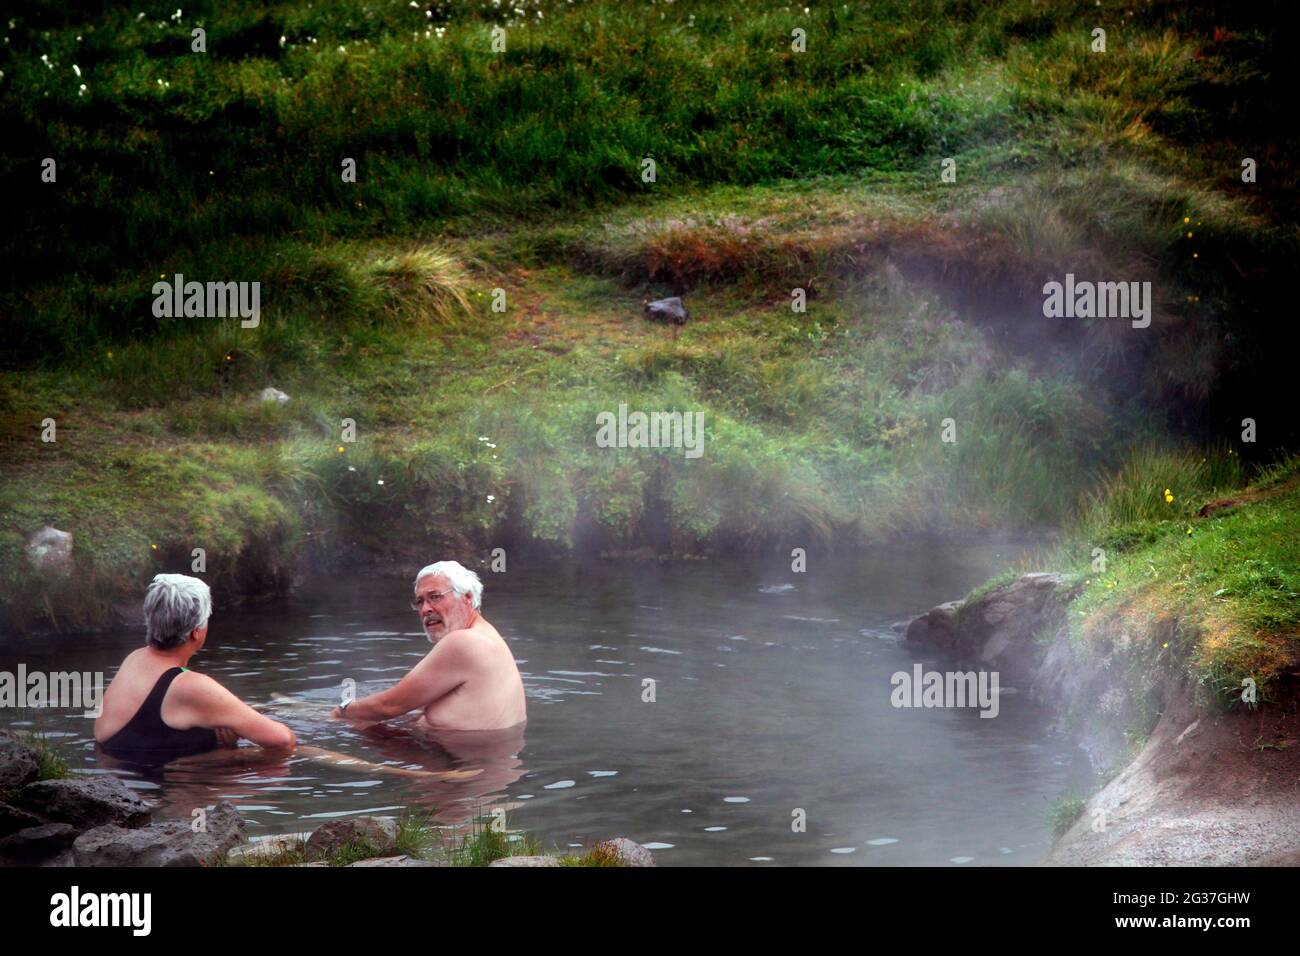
[330,636,469,724]
[215,727,240,748]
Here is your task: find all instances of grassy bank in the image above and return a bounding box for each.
[0,179,1163,631]
[1071,448,1300,704]
[3,1,1297,632]
[987,446,1300,712]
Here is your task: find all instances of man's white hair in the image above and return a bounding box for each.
[414,560,483,609]
[143,573,212,649]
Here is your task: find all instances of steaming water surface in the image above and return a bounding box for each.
[1,538,1091,865]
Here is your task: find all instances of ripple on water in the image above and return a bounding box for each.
[866,838,898,846]
[549,670,613,677]
[704,826,727,832]
[638,646,682,655]
[723,797,750,803]
[301,806,404,819]
[587,771,618,777]
[830,847,856,854]
[642,842,674,850]
[950,856,974,864]
[544,780,576,790]
[525,675,587,684]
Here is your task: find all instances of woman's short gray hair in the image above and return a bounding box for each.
[414,560,483,609]
[143,574,212,649]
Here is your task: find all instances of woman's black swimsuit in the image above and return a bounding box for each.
[100,666,218,765]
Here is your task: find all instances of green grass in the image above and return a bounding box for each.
[29,733,69,783]
[0,168,1282,631]
[1049,793,1088,839]
[0,730,68,803]
[556,843,625,867]
[442,811,547,866]
[6,0,1297,357]
[1002,448,1300,704]
[2,1,1297,633]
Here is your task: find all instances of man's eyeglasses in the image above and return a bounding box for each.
[410,589,454,611]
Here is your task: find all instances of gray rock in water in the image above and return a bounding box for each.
[25,526,73,576]
[903,600,962,650]
[20,776,152,830]
[0,823,78,865]
[259,386,291,404]
[74,801,246,867]
[904,573,1078,682]
[346,855,441,867]
[226,832,309,864]
[595,837,656,867]
[304,816,400,862]
[489,855,560,867]
[0,732,39,792]
[643,297,689,326]
[0,801,46,838]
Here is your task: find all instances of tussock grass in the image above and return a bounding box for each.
[442,812,544,867]
[29,733,69,782]
[1071,444,1246,541]
[1049,793,1088,839]
[364,247,477,328]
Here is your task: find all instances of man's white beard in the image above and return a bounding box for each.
[425,611,460,644]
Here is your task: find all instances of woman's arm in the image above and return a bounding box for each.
[167,672,297,749]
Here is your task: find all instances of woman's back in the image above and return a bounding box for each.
[96,651,218,764]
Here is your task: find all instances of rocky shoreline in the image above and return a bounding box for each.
[0,732,653,868]
[903,574,1300,866]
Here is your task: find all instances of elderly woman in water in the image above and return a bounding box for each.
[95,573,296,765]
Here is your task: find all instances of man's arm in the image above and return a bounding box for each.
[334,633,470,722]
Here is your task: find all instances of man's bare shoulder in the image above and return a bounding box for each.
[430,625,487,656]
[435,619,506,659]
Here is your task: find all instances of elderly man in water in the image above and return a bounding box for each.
[331,560,526,732]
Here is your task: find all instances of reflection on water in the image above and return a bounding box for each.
[0,534,1090,865]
